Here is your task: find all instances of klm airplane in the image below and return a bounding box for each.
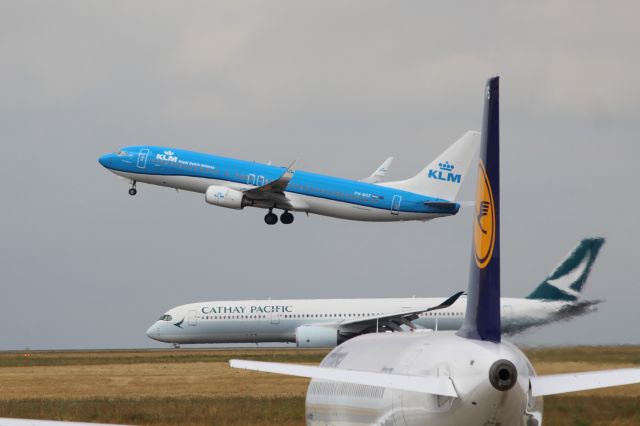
[146,238,604,347]
[98,132,479,224]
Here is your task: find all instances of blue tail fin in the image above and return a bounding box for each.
[457,77,501,343]
[526,238,605,301]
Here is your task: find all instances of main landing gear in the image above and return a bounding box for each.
[280,211,294,224]
[264,209,278,225]
[128,181,137,196]
[264,209,295,225]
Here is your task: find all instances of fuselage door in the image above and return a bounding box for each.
[391,195,402,215]
[247,174,256,185]
[257,175,265,186]
[270,313,280,325]
[188,310,197,326]
[137,148,149,169]
[502,305,513,319]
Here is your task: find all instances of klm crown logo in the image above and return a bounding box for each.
[156,150,178,162]
[428,161,461,183]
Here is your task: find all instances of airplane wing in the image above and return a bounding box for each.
[229,359,458,397]
[239,163,310,211]
[243,164,295,198]
[360,157,393,183]
[314,292,464,334]
[529,368,640,396]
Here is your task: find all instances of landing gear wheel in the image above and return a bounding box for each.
[128,187,137,196]
[264,211,278,225]
[280,211,294,224]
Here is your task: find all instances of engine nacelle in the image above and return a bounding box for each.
[295,325,339,348]
[205,186,246,210]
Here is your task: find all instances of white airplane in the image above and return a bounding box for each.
[98,132,479,225]
[145,237,604,347]
[229,77,640,425]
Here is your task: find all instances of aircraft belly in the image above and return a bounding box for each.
[300,195,436,222]
[113,170,220,193]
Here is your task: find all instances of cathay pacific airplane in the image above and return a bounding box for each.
[146,237,604,348]
[98,132,479,224]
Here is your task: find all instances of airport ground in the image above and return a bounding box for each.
[0,347,638,426]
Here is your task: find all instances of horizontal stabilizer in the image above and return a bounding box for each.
[229,360,458,397]
[424,201,458,209]
[530,368,640,396]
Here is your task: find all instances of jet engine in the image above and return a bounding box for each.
[295,325,339,348]
[205,186,247,210]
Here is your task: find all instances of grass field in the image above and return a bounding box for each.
[0,347,638,425]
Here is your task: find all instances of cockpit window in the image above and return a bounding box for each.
[159,315,173,321]
[116,150,128,156]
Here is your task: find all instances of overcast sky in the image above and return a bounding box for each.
[1,1,638,350]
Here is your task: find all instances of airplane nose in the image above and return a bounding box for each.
[146,324,160,340]
[98,154,113,168]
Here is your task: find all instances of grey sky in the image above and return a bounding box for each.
[1,1,638,350]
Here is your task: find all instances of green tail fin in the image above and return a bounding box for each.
[526,238,605,301]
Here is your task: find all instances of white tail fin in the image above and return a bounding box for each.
[382,131,480,200]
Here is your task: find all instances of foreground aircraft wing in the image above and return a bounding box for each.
[327,292,464,333]
[360,157,393,183]
[530,368,640,396]
[229,359,458,397]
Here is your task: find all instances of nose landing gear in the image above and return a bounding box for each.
[264,209,278,225]
[128,181,137,196]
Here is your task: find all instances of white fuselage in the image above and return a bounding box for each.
[304,332,543,426]
[146,296,589,346]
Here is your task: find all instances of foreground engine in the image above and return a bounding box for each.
[205,186,247,210]
[296,325,340,348]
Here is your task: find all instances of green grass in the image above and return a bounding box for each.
[0,349,329,368]
[544,395,640,426]
[0,397,306,426]
[1,347,640,425]
[524,346,640,366]
[1,396,639,425]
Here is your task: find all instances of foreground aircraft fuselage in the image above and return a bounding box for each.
[98,131,479,224]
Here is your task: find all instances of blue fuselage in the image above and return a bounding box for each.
[99,146,459,221]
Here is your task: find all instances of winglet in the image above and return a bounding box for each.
[361,157,394,183]
[457,76,501,343]
[427,291,465,312]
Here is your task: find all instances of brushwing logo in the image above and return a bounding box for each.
[474,160,495,268]
[173,318,184,328]
[156,150,178,162]
[428,161,461,183]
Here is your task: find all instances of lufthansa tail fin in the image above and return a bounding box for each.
[457,77,501,343]
[526,238,605,302]
[382,131,479,201]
